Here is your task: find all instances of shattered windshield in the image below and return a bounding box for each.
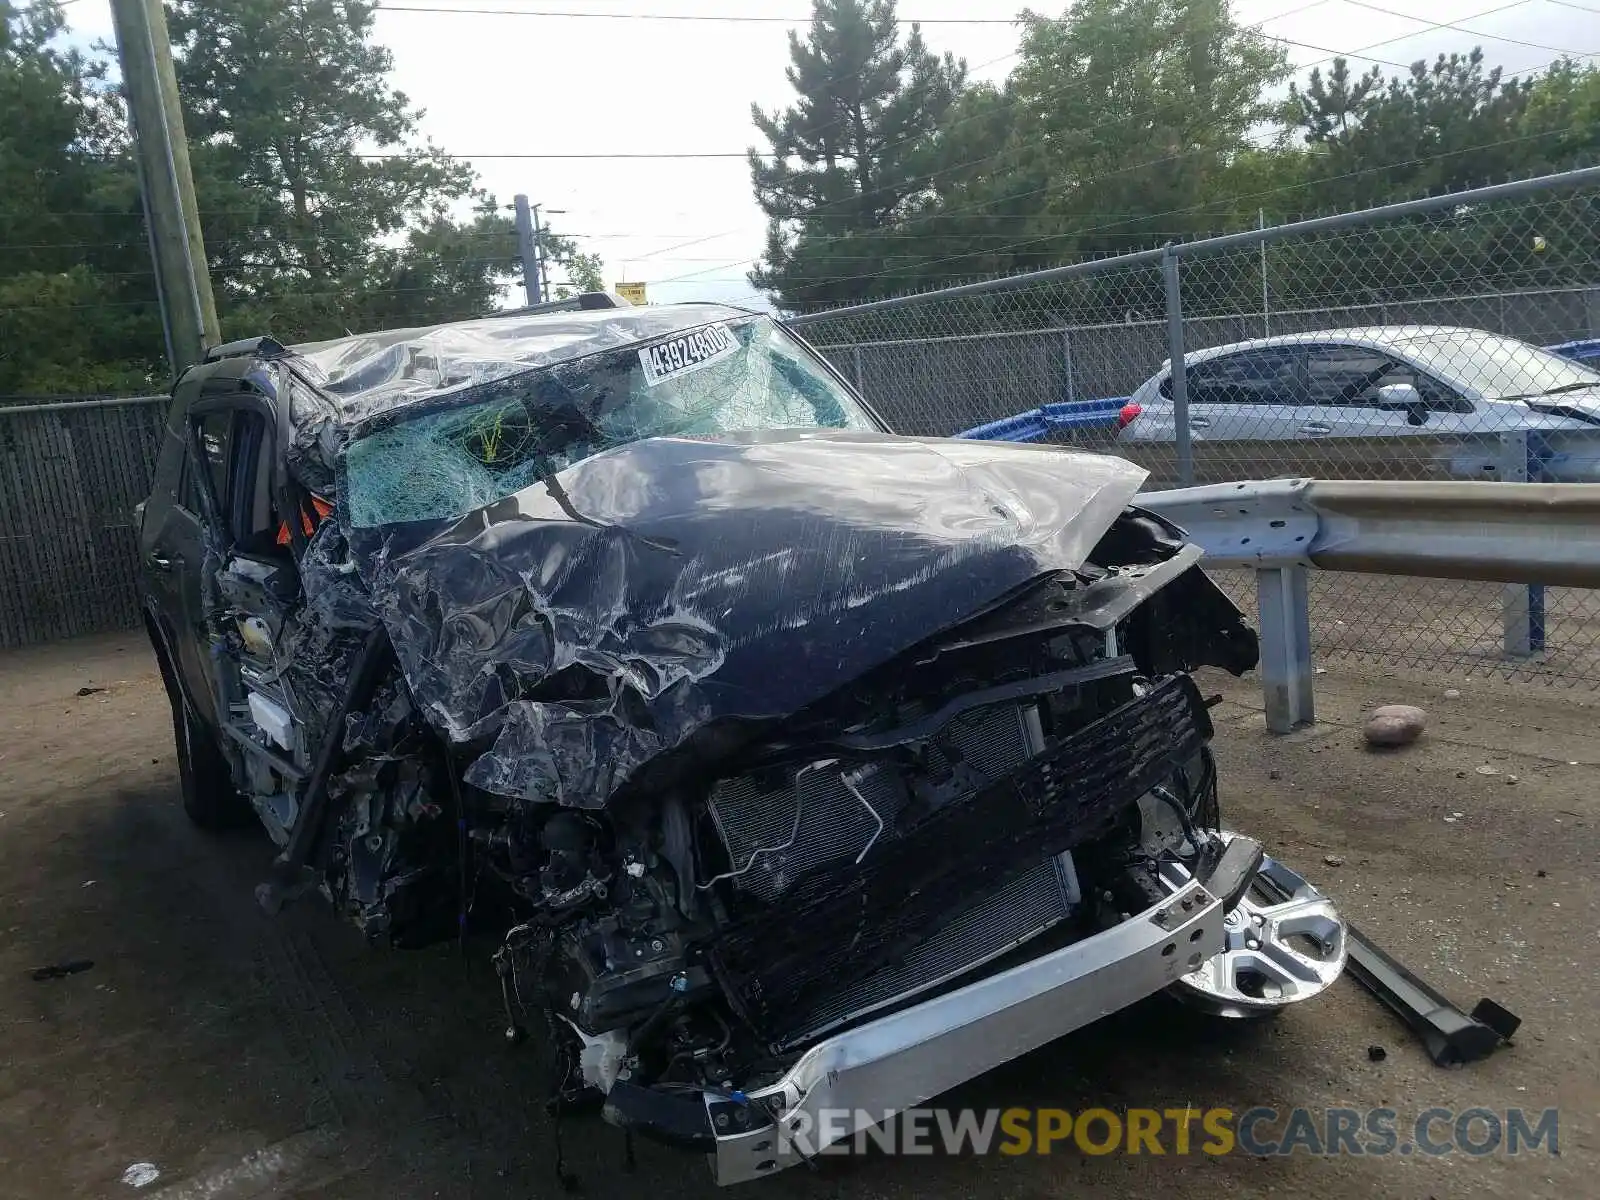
[343,316,877,527]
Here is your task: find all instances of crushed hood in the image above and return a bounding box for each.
[347,430,1147,808]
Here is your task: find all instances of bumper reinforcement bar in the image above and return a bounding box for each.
[705,835,1262,1184]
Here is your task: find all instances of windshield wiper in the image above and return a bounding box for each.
[1494,380,1600,403]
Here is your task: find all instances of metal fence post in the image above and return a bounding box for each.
[852,345,865,392]
[1256,565,1315,732]
[1060,328,1075,403]
[1498,430,1547,657]
[1162,244,1193,486]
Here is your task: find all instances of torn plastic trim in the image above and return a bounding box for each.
[257,622,395,915]
[1056,543,1205,629]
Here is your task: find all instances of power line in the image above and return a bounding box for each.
[641,0,1478,276]
[347,47,1025,163]
[1342,0,1598,55]
[757,122,1597,299]
[651,258,758,285]
[371,6,1343,169]
[664,0,1572,284]
[0,281,529,314]
[357,151,752,158]
[720,74,1598,300]
[374,6,1027,23]
[47,3,1549,291]
[2,222,1288,254]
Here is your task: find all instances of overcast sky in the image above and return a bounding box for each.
[64,0,1600,308]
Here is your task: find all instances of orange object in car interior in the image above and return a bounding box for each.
[276,495,334,546]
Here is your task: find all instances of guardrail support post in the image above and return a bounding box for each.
[1256,565,1314,732]
[1498,431,1546,658]
[1162,244,1193,487]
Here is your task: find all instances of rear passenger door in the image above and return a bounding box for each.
[140,394,218,725]
[1173,347,1306,441]
[181,398,301,729]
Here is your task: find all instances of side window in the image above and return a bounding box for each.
[189,407,280,550]
[1305,345,1398,406]
[1304,345,1472,412]
[1415,378,1473,413]
[197,411,234,511]
[1167,348,1300,404]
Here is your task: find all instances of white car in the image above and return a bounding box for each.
[1118,325,1600,480]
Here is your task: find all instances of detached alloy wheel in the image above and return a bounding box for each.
[1157,831,1348,1019]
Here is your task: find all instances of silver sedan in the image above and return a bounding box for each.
[1118,326,1600,480]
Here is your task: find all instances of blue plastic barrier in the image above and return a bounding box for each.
[1546,338,1600,366]
[957,411,1054,442]
[959,397,1127,442]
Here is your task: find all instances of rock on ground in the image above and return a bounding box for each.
[1363,704,1427,747]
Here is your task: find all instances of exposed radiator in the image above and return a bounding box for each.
[781,851,1080,1048]
[707,702,1035,906]
[709,674,1211,1038]
[707,700,1078,1044]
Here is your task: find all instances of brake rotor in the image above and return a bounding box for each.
[1158,832,1348,1018]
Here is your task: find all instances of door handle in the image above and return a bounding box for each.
[1188,416,1211,429]
[147,553,176,573]
[1299,422,1333,436]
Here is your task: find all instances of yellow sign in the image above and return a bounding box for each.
[615,282,647,306]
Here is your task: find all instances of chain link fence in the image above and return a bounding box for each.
[792,167,1600,687]
[0,395,167,647]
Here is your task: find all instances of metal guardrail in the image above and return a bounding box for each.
[1138,477,1600,731]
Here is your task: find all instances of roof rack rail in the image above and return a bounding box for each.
[490,290,633,319]
[207,294,631,363]
[203,335,290,362]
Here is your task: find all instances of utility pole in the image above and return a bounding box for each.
[532,204,551,301]
[111,0,219,374]
[513,194,542,306]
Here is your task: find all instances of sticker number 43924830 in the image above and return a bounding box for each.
[638,323,737,387]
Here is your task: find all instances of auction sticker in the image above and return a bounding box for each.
[639,323,738,386]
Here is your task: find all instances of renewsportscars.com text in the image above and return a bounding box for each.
[776,1106,1560,1159]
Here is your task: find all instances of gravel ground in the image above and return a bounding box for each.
[0,632,1594,1198]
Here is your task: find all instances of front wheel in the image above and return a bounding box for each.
[153,636,251,830]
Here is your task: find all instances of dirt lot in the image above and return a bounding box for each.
[0,632,1594,1198]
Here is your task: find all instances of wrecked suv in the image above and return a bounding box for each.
[136,292,1348,1181]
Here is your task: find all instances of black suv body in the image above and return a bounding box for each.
[133,292,1281,1182]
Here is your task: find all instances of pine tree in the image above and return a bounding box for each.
[0,1,159,391]
[165,0,489,337]
[748,0,964,308]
